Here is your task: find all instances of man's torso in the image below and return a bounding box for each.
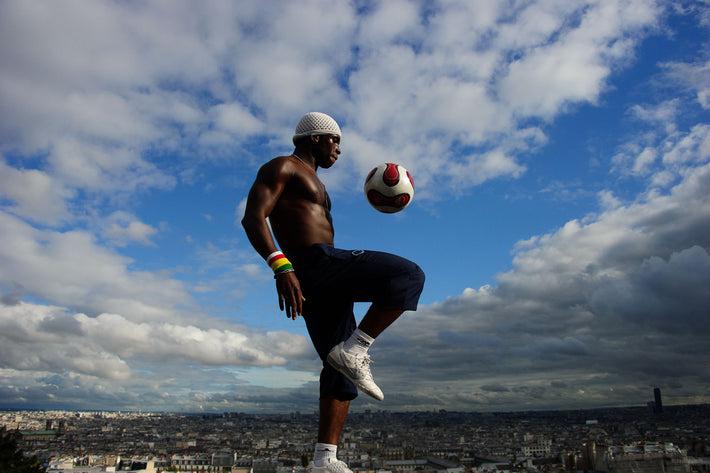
[270,157,334,257]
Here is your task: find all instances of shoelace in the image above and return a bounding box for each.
[354,355,374,381]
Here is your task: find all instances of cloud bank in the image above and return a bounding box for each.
[0,0,708,412]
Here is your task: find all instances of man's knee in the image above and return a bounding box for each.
[397,262,424,311]
[411,264,425,290]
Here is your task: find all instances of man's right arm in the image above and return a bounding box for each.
[241,161,284,259]
[241,159,305,319]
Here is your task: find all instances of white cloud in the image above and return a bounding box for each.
[597,190,622,210]
[662,123,710,166]
[0,301,314,389]
[0,158,74,224]
[78,312,311,366]
[630,99,680,130]
[498,0,659,118]
[225,1,356,117]
[0,0,664,209]
[0,211,192,321]
[613,121,710,187]
[101,211,158,247]
[358,0,421,47]
[662,59,710,110]
[210,103,265,135]
[337,0,662,196]
[0,1,223,148]
[0,303,131,380]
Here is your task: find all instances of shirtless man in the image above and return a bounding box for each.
[242,112,425,473]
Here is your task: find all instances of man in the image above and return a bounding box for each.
[241,112,425,473]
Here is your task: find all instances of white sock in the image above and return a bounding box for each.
[343,328,374,357]
[314,443,337,467]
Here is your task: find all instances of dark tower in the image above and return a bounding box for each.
[653,387,663,414]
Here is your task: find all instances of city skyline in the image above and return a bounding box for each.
[1,1,709,414]
[7,404,710,473]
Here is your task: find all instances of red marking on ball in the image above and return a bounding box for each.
[382,163,400,186]
[366,190,411,209]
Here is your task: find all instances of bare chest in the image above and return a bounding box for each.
[288,171,330,210]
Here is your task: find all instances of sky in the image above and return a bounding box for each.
[0,0,708,414]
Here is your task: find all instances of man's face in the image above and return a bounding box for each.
[313,134,341,168]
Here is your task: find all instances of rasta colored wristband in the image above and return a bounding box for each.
[267,251,294,275]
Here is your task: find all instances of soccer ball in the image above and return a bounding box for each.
[364,163,415,213]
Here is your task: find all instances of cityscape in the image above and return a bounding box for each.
[3,396,709,473]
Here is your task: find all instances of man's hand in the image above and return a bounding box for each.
[275,271,306,320]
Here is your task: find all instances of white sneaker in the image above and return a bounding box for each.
[307,459,353,473]
[327,342,384,401]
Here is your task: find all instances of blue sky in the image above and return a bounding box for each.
[0,0,709,414]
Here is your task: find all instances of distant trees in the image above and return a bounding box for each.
[0,432,46,473]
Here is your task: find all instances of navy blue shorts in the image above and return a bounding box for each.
[290,244,425,400]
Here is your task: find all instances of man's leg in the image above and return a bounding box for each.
[358,308,404,338]
[327,249,425,400]
[309,397,352,472]
[326,308,404,401]
[318,397,350,444]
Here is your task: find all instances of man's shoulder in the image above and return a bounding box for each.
[258,155,294,175]
[272,154,294,163]
[262,155,298,171]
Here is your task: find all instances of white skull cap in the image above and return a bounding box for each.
[293,112,341,142]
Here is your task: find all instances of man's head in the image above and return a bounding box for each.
[293,112,341,144]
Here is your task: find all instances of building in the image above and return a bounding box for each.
[16,429,59,442]
[385,457,464,473]
[605,443,689,473]
[520,437,552,457]
[654,388,664,414]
